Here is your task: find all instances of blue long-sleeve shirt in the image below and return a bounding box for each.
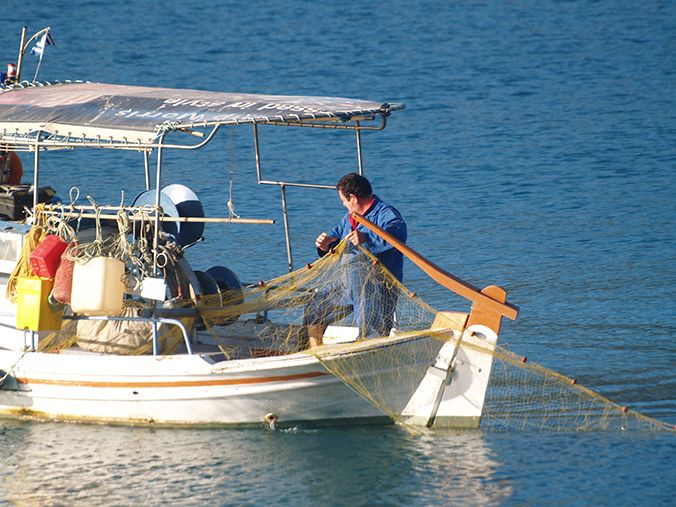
[328,195,407,282]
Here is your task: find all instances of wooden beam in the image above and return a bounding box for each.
[40,209,274,225]
[352,212,519,320]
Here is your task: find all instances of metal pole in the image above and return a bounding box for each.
[152,134,165,274]
[32,131,41,209]
[355,120,363,175]
[253,124,262,182]
[143,150,150,190]
[152,135,165,356]
[32,38,45,83]
[280,184,294,271]
[15,27,27,84]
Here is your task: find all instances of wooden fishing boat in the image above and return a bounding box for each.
[0,31,518,428]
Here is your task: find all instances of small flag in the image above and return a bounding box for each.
[31,32,54,57]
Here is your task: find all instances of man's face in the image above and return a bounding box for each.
[338,190,358,214]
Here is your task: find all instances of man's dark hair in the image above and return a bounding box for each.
[336,173,373,198]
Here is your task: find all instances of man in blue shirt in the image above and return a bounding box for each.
[306,173,407,348]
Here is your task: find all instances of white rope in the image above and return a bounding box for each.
[0,348,29,385]
[227,126,240,219]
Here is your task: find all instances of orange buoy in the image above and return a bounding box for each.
[0,151,22,185]
[571,378,577,385]
[521,356,527,363]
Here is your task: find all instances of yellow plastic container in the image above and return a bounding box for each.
[71,257,125,316]
[15,277,63,331]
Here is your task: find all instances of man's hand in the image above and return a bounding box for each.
[346,230,366,246]
[315,232,338,252]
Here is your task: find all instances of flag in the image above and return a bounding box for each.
[31,32,54,57]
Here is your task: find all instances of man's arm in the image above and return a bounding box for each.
[315,215,349,257]
[361,217,407,254]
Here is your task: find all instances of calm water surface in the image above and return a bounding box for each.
[1,0,674,505]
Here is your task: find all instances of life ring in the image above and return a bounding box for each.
[0,151,22,185]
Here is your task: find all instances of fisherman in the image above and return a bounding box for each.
[305,172,407,348]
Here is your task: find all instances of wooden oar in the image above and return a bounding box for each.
[352,212,519,320]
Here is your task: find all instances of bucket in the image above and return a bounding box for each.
[70,257,125,316]
[15,277,62,331]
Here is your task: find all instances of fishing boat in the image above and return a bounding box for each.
[0,29,518,428]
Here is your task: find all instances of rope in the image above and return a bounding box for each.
[6,204,49,301]
[46,208,75,241]
[0,347,29,385]
[67,196,126,262]
[226,126,240,219]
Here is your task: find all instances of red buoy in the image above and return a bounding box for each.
[0,151,23,185]
[571,378,577,385]
[306,262,312,269]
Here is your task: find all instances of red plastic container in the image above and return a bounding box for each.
[29,235,69,279]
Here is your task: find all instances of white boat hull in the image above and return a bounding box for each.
[0,333,450,427]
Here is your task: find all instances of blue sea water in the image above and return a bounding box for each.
[1,0,675,505]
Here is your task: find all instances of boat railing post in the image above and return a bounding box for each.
[143,149,150,190]
[152,133,166,273]
[280,184,294,271]
[355,120,363,175]
[253,123,262,182]
[32,130,42,209]
[253,123,294,271]
[22,330,34,351]
[152,133,166,355]
[64,315,193,355]
[152,321,159,355]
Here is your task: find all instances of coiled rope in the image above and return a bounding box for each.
[6,204,49,302]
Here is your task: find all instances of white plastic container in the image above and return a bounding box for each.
[70,257,125,316]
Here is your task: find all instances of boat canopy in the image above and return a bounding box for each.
[0,81,404,147]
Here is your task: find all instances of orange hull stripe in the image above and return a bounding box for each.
[15,371,329,388]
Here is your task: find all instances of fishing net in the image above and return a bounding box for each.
[14,208,673,433]
[199,242,672,433]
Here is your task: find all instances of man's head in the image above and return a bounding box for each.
[336,173,373,214]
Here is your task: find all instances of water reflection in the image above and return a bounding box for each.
[0,420,512,505]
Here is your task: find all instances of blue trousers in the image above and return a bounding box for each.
[304,247,398,338]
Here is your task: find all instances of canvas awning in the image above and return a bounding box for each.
[0,82,403,146]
